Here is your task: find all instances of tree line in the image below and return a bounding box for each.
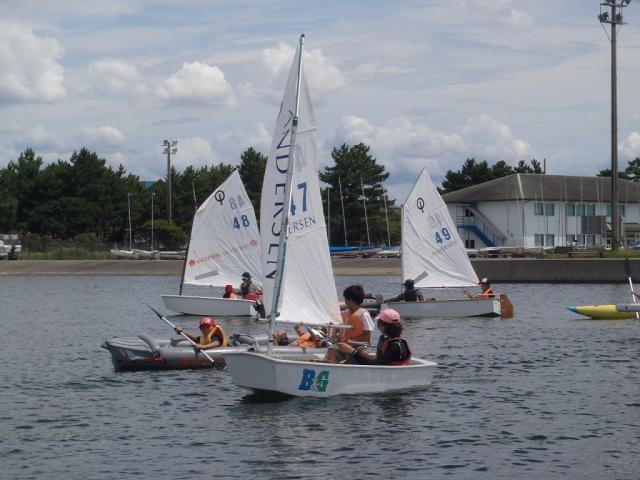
[3,145,627,248]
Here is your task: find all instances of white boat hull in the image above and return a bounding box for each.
[161,295,257,317]
[224,351,437,397]
[386,297,500,318]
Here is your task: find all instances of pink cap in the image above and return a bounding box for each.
[376,308,401,324]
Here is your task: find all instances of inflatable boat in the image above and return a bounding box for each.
[101,334,326,371]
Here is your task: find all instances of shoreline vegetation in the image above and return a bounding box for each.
[1,257,639,282]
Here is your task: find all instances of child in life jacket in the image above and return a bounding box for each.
[175,317,227,350]
[334,308,412,366]
[222,284,237,299]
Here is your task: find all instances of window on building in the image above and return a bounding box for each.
[545,234,555,247]
[545,203,555,216]
[576,235,586,246]
[606,204,626,217]
[465,239,475,249]
[567,203,576,216]
[586,234,596,246]
[584,204,595,216]
[534,203,544,215]
[566,234,577,245]
[464,208,475,217]
[534,234,544,246]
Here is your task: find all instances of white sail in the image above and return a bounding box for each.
[402,168,479,288]
[260,41,341,325]
[184,170,262,287]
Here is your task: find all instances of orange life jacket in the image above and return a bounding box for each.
[480,287,496,299]
[340,307,372,343]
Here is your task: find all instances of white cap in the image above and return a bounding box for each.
[480,278,489,284]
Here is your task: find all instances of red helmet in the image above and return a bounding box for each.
[199,317,217,328]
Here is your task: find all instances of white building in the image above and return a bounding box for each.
[441,174,640,249]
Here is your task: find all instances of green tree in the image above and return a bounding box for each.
[319,143,396,245]
[238,147,268,219]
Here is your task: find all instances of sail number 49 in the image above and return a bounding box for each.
[435,227,451,244]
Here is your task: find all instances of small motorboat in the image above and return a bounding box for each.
[101,334,325,372]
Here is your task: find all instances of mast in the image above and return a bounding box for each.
[127,192,133,250]
[268,34,305,355]
[400,201,405,291]
[338,176,347,246]
[151,192,155,250]
[361,177,371,245]
[383,188,391,246]
[178,182,200,296]
[326,185,331,245]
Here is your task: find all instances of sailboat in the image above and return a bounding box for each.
[383,168,513,318]
[110,193,160,260]
[161,170,262,316]
[224,35,437,397]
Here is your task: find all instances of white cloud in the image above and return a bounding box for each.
[81,126,125,150]
[246,42,346,105]
[82,60,147,96]
[332,114,534,177]
[170,136,218,170]
[457,0,534,28]
[0,23,65,103]
[14,125,60,151]
[621,131,640,160]
[157,61,234,107]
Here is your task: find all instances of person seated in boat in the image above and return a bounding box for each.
[464,278,496,299]
[174,317,228,350]
[326,285,375,363]
[222,284,237,299]
[238,272,266,317]
[383,279,424,303]
[275,323,327,348]
[334,308,412,366]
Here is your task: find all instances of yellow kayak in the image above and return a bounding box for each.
[567,305,637,320]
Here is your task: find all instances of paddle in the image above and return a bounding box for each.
[623,258,639,319]
[146,304,216,364]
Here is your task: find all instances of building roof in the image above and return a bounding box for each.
[441,174,640,204]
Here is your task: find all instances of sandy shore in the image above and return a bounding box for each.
[0,258,402,277]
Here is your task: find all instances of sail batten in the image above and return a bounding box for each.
[183,170,262,288]
[402,168,479,289]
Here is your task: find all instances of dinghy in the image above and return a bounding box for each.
[383,168,512,319]
[102,334,325,371]
[224,35,437,397]
[161,171,262,317]
[567,305,637,320]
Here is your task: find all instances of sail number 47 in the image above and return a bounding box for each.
[435,227,451,244]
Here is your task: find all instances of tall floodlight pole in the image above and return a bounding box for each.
[338,177,348,246]
[599,0,632,250]
[162,140,178,224]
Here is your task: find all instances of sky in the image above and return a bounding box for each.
[1,0,640,201]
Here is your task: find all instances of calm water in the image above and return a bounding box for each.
[1,276,639,479]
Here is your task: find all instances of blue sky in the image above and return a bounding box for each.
[1,0,639,200]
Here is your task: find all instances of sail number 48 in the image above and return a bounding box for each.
[435,227,451,244]
[233,215,250,229]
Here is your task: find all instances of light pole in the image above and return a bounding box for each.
[127,192,133,250]
[599,0,632,250]
[162,140,178,224]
